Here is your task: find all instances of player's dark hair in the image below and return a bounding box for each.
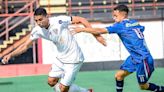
[34,7,47,16]
[114,5,129,14]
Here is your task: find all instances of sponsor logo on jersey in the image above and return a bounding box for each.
[126,22,139,27]
[59,20,63,24]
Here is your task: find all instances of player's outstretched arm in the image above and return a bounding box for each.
[73,27,108,35]
[71,16,91,28]
[71,16,108,34]
[71,16,107,46]
[2,35,33,64]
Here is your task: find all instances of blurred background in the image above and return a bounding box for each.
[0,0,164,88]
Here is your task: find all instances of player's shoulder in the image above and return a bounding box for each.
[122,19,138,23]
[129,19,139,24]
[122,19,140,28]
[50,15,71,24]
[49,16,58,22]
[57,15,70,18]
[48,16,60,26]
[31,26,41,33]
[32,26,41,31]
[50,15,70,20]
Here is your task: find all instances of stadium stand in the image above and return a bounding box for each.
[67,0,164,22]
[0,0,38,64]
[39,0,67,14]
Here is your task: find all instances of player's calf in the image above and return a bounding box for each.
[144,83,164,92]
[59,83,69,92]
[139,83,149,90]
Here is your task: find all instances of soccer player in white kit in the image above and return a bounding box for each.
[2,7,106,92]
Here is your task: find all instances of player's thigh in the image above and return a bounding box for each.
[136,56,154,84]
[120,56,136,73]
[60,62,83,86]
[49,60,64,78]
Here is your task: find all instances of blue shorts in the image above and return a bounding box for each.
[120,55,154,84]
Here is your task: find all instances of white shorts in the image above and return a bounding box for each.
[48,59,83,86]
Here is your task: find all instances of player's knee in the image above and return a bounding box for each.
[48,80,57,87]
[59,83,69,92]
[139,83,149,90]
[115,70,130,80]
[47,78,58,87]
[115,72,124,80]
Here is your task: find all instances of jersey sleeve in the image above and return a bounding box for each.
[30,27,40,41]
[105,23,122,34]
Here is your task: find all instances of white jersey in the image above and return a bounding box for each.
[30,16,84,63]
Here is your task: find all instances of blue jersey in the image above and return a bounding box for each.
[106,19,151,63]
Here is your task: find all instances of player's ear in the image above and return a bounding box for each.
[45,15,49,19]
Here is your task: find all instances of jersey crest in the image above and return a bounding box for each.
[59,20,63,24]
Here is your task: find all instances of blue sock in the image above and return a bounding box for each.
[116,79,124,92]
[147,83,164,92]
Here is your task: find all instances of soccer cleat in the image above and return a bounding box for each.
[0,58,4,65]
[0,58,11,65]
[88,88,94,92]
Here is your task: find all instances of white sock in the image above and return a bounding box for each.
[53,83,88,92]
[69,84,88,92]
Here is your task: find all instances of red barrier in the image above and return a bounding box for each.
[0,64,51,78]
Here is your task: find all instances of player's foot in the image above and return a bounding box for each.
[88,88,93,92]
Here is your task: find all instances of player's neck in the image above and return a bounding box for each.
[45,23,50,29]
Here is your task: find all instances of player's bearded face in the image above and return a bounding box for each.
[34,15,49,28]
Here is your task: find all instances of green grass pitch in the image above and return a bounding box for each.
[0,68,163,92]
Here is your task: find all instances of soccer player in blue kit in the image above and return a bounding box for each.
[72,4,164,92]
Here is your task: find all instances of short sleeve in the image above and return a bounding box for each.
[106,23,123,34]
[30,27,40,41]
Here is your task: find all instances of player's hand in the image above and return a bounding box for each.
[2,54,12,64]
[94,35,107,46]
